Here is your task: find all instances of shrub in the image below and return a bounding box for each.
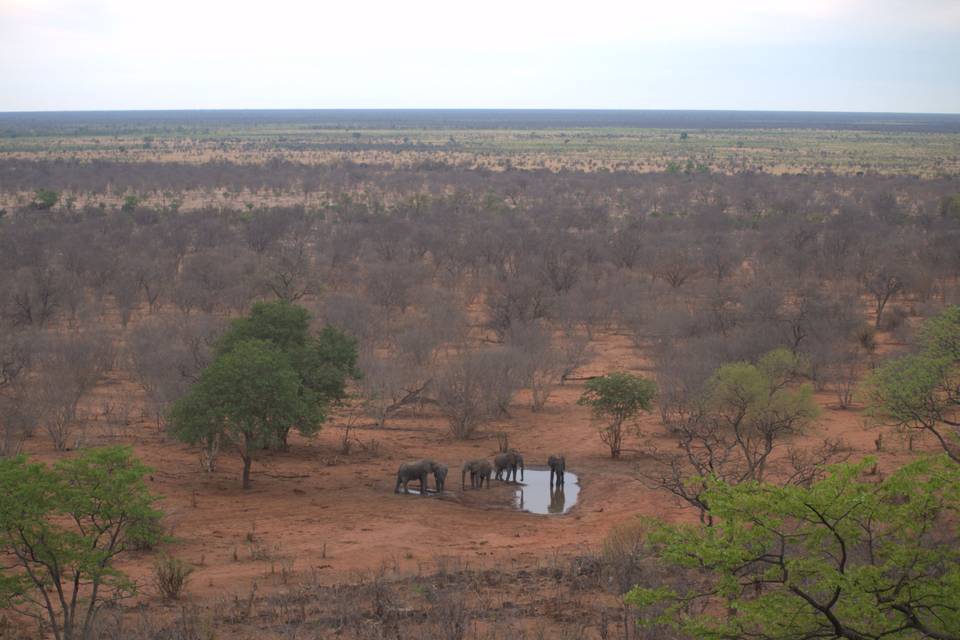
[153,555,194,600]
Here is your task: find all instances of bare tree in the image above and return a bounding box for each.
[6,265,61,327]
[0,330,37,457]
[126,315,223,430]
[366,262,429,314]
[262,239,312,302]
[506,321,563,412]
[433,348,521,439]
[357,352,429,428]
[35,332,115,450]
[651,239,701,289]
[863,263,912,329]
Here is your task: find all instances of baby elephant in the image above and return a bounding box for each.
[494,450,525,483]
[461,459,493,489]
[434,463,449,493]
[395,459,437,495]
[548,455,566,487]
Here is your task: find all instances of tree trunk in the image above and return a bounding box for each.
[242,455,252,490]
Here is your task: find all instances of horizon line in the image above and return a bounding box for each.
[2,107,960,116]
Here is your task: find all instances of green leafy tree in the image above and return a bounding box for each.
[866,306,960,462]
[0,447,161,640]
[627,456,960,640]
[120,194,140,213]
[703,349,818,482]
[578,371,656,457]
[211,300,360,448]
[214,300,313,356]
[31,188,60,210]
[169,339,319,489]
[649,349,821,524]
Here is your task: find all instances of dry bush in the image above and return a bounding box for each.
[153,556,194,600]
[427,587,470,640]
[601,519,653,595]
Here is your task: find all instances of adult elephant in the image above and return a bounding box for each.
[462,459,492,489]
[548,455,566,487]
[474,460,493,488]
[395,459,437,495]
[494,450,524,483]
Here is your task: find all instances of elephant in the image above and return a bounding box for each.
[434,463,449,493]
[461,459,484,489]
[460,458,493,489]
[474,460,493,488]
[395,459,437,495]
[494,450,524,483]
[548,455,566,487]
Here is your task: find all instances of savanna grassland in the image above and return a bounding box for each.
[1,111,959,640]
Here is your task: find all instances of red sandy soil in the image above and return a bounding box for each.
[15,329,929,613]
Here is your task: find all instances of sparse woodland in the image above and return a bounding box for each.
[1,135,960,639]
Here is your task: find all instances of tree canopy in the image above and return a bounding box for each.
[0,447,161,640]
[168,301,360,487]
[703,348,819,482]
[628,456,960,640]
[578,371,656,457]
[169,339,317,488]
[866,305,960,462]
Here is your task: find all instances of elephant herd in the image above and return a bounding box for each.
[394,450,567,496]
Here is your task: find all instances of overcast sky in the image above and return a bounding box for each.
[1,0,959,113]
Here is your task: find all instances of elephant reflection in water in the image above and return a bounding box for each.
[516,483,567,514]
[548,485,566,514]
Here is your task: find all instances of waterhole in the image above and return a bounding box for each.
[513,469,580,515]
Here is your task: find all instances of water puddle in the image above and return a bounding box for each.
[513,469,580,515]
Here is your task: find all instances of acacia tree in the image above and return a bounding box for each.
[0,447,162,640]
[578,372,656,457]
[866,305,960,461]
[628,457,960,640]
[648,349,821,522]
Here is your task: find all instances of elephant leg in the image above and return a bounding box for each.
[420,473,428,495]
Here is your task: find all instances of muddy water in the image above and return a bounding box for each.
[513,469,580,515]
